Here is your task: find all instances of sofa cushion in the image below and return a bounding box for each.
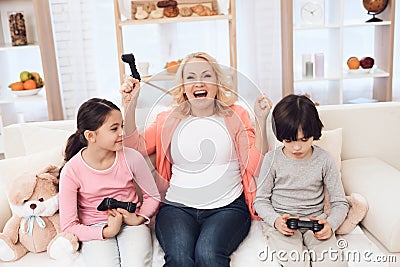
[314,128,342,170]
[3,120,75,158]
[267,121,342,170]
[20,125,73,156]
[318,102,400,170]
[341,157,400,253]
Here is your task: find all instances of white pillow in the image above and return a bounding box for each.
[267,127,343,170]
[314,128,343,170]
[20,125,73,155]
[0,146,64,191]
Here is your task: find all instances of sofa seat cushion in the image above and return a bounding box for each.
[1,221,387,267]
[337,226,391,267]
[341,157,400,253]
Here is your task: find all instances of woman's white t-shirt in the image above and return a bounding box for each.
[167,115,243,209]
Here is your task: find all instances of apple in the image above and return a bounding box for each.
[20,71,32,82]
[360,57,374,69]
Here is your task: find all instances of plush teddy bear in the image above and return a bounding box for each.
[0,165,79,262]
[324,191,369,235]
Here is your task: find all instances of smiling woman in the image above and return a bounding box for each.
[121,51,273,267]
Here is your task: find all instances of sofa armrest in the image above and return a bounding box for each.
[341,157,400,253]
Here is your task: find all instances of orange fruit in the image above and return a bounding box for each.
[23,79,37,90]
[347,57,360,69]
[9,81,24,91]
[165,61,180,74]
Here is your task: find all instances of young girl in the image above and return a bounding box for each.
[254,94,349,267]
[59,98,160,267]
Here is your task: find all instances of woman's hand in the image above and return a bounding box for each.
[254,93,272,120]
[120,76,141,111]
[254,93,272,154]
[120,76,140,135]
[117,208,146,226]
[102,209,123,238]
[274,214,296,236]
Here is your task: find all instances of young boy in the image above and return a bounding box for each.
[254,94,349,267]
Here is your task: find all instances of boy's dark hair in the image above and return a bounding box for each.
[64,98,120,162]
[272,94,323,142]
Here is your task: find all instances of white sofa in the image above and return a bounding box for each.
[1,102,400,267]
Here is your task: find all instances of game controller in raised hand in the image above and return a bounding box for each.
[97,197,137,213]
[121,53,141,81]
[286,218,324,233]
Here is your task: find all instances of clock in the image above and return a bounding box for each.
[300,1,325,26]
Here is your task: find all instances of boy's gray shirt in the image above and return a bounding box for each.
[253,145,349,231]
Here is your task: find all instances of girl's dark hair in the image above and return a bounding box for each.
[64,98,120,161]
[272,94,323,142]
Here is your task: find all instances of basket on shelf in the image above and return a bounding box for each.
[129,0,219,20]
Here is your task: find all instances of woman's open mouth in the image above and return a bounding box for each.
[193,90,208,98]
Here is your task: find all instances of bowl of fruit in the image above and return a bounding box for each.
[347,56,375,74]
[8,71,45,96]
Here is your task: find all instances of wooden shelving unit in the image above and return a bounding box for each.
[0,0,63,123]
[281,0,395,105]
[113,0,237,86]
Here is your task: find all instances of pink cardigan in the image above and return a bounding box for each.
[124,104,263,219]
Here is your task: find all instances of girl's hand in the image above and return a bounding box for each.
[102,209,123,238]
[117,208,146,226]
[274,214,296,236]
[254,94,272,120]
[311,217,333,240]
[120,76,141,111]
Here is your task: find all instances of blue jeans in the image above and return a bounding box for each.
[155,194,251,267]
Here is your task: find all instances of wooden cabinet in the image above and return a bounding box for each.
[0,0,63,126]
[281,0,395,105]
[113,0,237,90]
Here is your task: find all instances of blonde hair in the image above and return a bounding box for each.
[170,52,236,117]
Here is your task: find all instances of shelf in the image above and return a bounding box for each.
[142,72,176,82]
[343,68,389,79]
[119,14,231,26]
[294,76,341,83]
[0,89,45,104]
[294,24,340,30]
[343,20,391,27]
[0,43,40,51]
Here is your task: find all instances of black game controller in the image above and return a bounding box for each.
[121,53,141,81]
[286,218,324,233]
[97,197,137,213]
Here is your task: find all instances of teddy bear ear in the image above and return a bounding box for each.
[8,173,37,205]
[38,165,60,177]
[36,165,60,185]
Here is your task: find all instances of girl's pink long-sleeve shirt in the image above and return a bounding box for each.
[59,147,160,241]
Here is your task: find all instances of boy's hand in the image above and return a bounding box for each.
[117,208,146,226]
[274,214,296,236]
[120,76,140,111]
[310,217,333,240]
[102,209,123,238]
